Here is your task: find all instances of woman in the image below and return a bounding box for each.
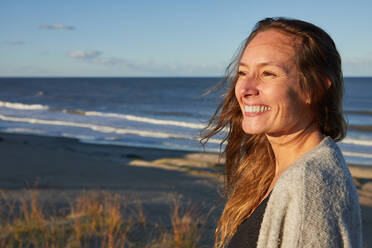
[202,17,362,248]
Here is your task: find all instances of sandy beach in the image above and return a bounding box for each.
[0,132,371,247]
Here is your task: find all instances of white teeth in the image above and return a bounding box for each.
[244,105,271,113]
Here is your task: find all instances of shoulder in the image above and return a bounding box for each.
[274,137,361,246]
[297,137,357,205]
[258,137,362,248]
[274,137,356,199]
[273,137,360,219]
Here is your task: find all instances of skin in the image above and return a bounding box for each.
[235,29,324,194]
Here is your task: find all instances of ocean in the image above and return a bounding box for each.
[0,77,371,166]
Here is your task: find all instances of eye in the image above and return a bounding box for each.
[238,71,246,77]
[262,71,277,77]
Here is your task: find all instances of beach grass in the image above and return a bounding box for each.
[0,190,208,248]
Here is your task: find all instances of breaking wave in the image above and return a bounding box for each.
[342,138,372,146]
[0,114,221,144]
[0,101,205,129]
[84,111,205,129]
[342,151,372,159]
[0,101,48,110]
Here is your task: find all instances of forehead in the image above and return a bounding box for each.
[241,29,299,63]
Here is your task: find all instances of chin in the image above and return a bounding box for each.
[242,124,265,135]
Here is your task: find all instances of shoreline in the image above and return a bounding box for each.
[0,131,371,246]
[1,130,370,167]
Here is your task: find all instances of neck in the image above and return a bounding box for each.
[266,125,324,177]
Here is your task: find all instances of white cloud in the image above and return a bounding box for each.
[68,50,101,59]
[0,65,57,76]
[40,24,76,30]
[67,50,136,68]
[138,60,226,75]
[2,41,27,45]
[92,57,124,65]
[343,55,372,76]
[344,56,372,65]
[67,50,226,75]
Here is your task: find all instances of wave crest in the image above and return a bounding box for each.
[85,111,205,129]
[0,101,48,110]
[0,101,205,129]
[0,114,222,144]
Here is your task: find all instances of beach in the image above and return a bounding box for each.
[0,132,225,246]
[0,131,371,247]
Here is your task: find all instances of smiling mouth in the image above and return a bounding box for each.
[244,105,271,113]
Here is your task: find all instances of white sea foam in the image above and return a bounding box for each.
[0,114,207,141]
[342,138,372,146]
[61,133,97,140]
[342,151,372,159]
[2,101,370,148]
[2,113,371,159]
[0,100,205,130]
[0,101,48,110]
[4,127,47,134]
[85,111,205,129]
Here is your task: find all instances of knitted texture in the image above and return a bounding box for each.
[257,137,362,248]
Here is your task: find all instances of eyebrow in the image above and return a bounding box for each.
[239,61,290,73]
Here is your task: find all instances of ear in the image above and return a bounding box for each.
[326,79,331,89]
[304,90,311,105]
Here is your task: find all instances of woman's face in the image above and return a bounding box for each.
[235,29,313,137]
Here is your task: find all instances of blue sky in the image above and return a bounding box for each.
[1,0,371,77]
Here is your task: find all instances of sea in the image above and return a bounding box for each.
[0,77,371,166]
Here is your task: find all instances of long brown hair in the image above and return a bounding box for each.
[201,17,346,247]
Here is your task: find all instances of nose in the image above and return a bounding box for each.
[236,76,260,97]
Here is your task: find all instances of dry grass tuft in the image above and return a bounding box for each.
[0,190,209,248]
[148,198,206,248]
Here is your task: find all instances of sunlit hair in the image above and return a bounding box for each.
[201,17,346,248]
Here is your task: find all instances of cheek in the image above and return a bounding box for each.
[269,86,306,116]
[284,88,310,117]
[234,84,241,104]
[287,88,303,105]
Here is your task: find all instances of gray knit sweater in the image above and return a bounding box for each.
[257,137,362,248]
